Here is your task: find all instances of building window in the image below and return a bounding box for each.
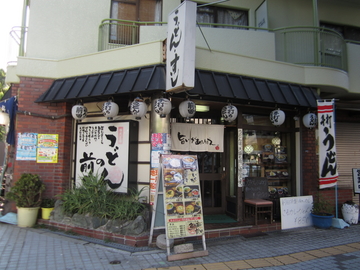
[197,5,248,29]
[110,0,162,44]
[321,22,360,43]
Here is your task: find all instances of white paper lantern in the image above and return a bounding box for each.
[270,109,286,126]
[303,112,317,128]
[102,100,119,120]
[71,104,87,121]
[130,98,148,120]
[221,104,238,122]
[0,111,9,126]
[154,98,172,118]
[179,100,196,118]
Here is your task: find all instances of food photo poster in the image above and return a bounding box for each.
[161,154,205,239]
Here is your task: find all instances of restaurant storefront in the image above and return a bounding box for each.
[35,64,320,224]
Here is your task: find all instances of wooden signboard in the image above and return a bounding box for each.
[149,154,208,261]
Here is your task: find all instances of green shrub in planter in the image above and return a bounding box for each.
[311,193,334,229]
[41,198,56,208]
[58,171,146,221]
[311,194,333,216]
[6,173,45,207]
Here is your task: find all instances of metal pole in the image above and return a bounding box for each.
[312,0,319,65]
[19,0,29,57]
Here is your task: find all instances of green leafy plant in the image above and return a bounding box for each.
[5,173,45,207]
[41,198,56,208]
[311,194,333,216]
[58,171,146,220]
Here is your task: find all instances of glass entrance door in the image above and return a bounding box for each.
[197,152,226,215]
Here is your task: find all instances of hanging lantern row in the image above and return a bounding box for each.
[130,97,148,120]
[72,99,317,127]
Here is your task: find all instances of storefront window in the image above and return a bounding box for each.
[242,130,291,197]
[243,114,275,126]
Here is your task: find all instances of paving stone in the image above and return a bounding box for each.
[174,243,194,254]
[334,245,358,253]
[224,260,252,270]
[202,262,231,269]
[273,255,301,264]
[289,252,317,261]
[245,258,274,268]
[305,249,332,258]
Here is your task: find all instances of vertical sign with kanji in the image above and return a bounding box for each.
[166,0,196,93]
[317,100,338,189]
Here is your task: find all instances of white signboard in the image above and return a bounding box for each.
[171,123,224,152]
[166,0,196,93]
[352,168,360,194]
[317,100,338,189]
[75,121,130,193]
[280,195,313,230]
[255,0,268,29]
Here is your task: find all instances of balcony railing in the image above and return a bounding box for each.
[99,19,349,72]
[98,19,166,51]
[274,26,347,71]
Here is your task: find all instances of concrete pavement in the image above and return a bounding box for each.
[1,221,360,269]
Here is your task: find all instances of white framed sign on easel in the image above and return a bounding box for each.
[149,154,208,261]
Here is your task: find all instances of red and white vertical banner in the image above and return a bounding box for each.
[317,99,338,189]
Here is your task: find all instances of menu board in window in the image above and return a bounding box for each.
[161,154,204,239]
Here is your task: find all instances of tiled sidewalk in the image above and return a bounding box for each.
[2,221,360,270]
[145,242,360,270]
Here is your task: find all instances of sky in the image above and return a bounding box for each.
[0,0,24,72]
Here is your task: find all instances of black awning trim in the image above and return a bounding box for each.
[145,66,157,90]
[36,64,319,108]
[253,78,264,102]
[212,72,222,97]
[275,81,289,105]
[264,80,276,102]
[289,84,302,106]
[238,76,250,100]
[225,74,237,98]
[100,72,114,95]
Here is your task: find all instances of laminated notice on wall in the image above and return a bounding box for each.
[37,134,59,163]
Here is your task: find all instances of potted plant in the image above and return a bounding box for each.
[41,198,56,220]
[341,200,359,225]
[5,173,45,227]
[310,194,334,229]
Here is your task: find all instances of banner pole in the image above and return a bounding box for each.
[335,183,338,218]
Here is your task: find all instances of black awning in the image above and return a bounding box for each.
[36,65,166,103]
[191,70,319,108]
[36,64,319,108]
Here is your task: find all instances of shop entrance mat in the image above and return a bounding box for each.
[204,214,237,224]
